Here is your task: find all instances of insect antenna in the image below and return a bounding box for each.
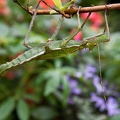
[97,44,108,111]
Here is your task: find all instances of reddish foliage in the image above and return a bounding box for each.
[26,87,35,94]
[25,87,35,105]
[39,0,66,9]
[10,52,23,60]
[25,99,35,105]
[6,71,16,80]
[70,29,82,41]
[81,12,104,30]
[74,32,82,41]
[0,0,10,16]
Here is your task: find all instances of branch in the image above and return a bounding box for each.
[13,0,120,16]
[30,3,120,15]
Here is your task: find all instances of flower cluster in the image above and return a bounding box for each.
[85,64,120,116]
[66,64,120,116]
[66,75,81,104]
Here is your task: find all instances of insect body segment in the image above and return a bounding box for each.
[0,47,44,74]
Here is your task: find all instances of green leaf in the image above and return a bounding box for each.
[61,76,70,98]
[52,0,63,10]
[44,78,60,96]
[110,114,120,120]
[17,100,30,120]
[61,76,70,106]
[0,97,15,120]
[32,106,58,120]
[44,71,61,96]
[0,22,10,37]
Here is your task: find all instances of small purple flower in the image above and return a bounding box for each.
[84,64,97,80]
[90,93,106,111]
[67,97,75,105]
[69,78,81,95]
[93,75,103,94]
[91,93,120,116]
[81,48,89,54]
[65,75,82,105]
[107,97,120,116]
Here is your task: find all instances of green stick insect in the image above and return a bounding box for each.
[0,0,110,75]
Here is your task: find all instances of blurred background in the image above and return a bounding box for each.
[0,0,120,120]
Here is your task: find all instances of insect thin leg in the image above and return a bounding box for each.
[48,16,64,41]
[83,10,110,43]
[97,44,108,111]
[104,9,110,42]
[61,7,91,47]
[24,0,41,48]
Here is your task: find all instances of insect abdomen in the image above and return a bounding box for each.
[0,47,44,74]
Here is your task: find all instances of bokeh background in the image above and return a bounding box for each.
[0,0,120,120]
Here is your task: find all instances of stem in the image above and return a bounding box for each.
[13,0,120,16]
[30,3,120,15]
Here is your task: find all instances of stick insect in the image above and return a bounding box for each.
[0,1,110,75]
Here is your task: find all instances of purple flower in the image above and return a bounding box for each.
[90,93,106,111]
[107,97,120,116]
[93,75,103,94]
[67,97,75,105]
[69,78,81,95]
[84,64,97,80]
[66,75,82,105]
[81,48,89,54]
[91,93,120,116]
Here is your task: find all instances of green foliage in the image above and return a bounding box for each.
[52,0,63,10]
[0,0,120,120]
[17,100,30,120]
[44,71,61,96]
[32,106,58,120]
[0,97,15,120]
[110,114,120,120]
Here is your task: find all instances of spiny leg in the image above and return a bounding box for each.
[104,9,110,42]
[84,9,110,111]
[48,16,64,41]
[44,15,64,52]
[82,9,110,44]
[98,10,110,111]
[23,0,42,48]
[77,10,110,110]
[61,7,91,47]
[59,7,91,55]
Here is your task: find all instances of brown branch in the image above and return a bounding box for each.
[13,0,120,16]
[31,3,120,15]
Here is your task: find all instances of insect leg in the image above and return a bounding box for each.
[61,7,91,47]
[82,9,110,44]
[48,16,64,41]
[23,0,42,48]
